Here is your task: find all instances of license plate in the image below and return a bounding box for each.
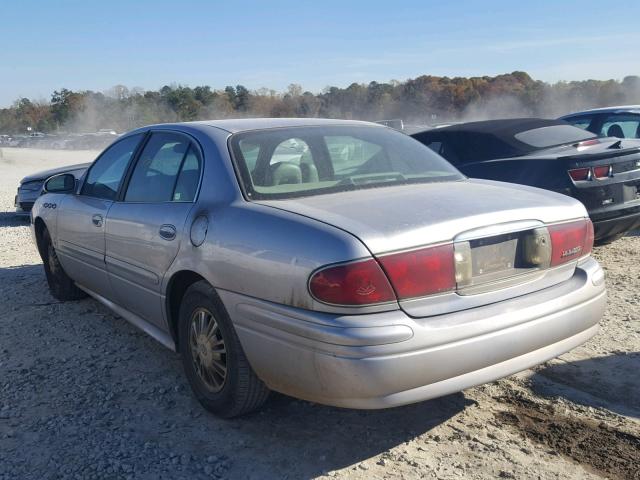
[470,234,519,277]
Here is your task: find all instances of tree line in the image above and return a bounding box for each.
[1,71,639,134]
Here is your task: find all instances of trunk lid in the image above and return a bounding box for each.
[259,179,589,317]
[258,179,585,254]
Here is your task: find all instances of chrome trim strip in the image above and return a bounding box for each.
[454,219,544,241]
[77,284,176,351]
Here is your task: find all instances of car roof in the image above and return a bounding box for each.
[411,117,599,162]
[145,117,383,134]
[560,105,640,117]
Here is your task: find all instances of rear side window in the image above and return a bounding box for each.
[563,115,593,131]
[414,132,512,163]
[238,139,260,172]
[173,148,201,201]
[82,134,143,200]
[125,132,201,202]
[424,141,442,154]
[599,114,640,139]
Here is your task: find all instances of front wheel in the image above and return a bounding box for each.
[178,281,270,418]
[40,229,87,301]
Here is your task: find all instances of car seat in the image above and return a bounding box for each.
[299,150,319,183]
[268,162,302,185]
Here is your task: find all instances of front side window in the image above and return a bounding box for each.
[230,125,463,200]
[125,132,201,202]
[81,134,143,200]
[599,114,640,139]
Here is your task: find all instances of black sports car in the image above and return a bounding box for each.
[412,118,640,244]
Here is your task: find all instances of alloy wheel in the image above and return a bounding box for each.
[189,308,227,393]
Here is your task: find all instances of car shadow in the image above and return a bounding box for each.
[0,262,473,478]
[529,353,640,418]
[229,391,471,476]
[0,211,30,228]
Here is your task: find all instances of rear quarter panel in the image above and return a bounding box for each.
[163,201,384,315]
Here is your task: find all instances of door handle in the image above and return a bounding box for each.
[92,214,103,227]
[159,224,177,241]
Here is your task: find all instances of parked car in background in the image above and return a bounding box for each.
[560,105,640,139]
[15,163,90,215]
[412,118,640,244]
[31,118,605,418]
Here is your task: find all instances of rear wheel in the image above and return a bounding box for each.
[40,229,87,301]
[178,281,270,418]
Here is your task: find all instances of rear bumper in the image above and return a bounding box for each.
[14,204,33,216]
[220,258,606,409]
[591,206,640,240]
[15,191,37,215]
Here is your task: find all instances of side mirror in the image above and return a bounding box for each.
[44,173,76,194]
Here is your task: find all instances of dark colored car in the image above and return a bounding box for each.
[412,118,640,244]
[15,163,90,215]
[560,105,640,139]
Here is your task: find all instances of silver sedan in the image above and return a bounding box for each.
[31,118,606,417]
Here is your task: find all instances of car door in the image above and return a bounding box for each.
[56,134,144,299]
[105,131,202,328]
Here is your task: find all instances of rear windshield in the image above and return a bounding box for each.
[229,125,464,200]
[514,125,596,148]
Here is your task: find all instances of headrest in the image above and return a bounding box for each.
[607,124,625,139]
[270,162,302,185]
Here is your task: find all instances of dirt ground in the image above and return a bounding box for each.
[0,148,638,480]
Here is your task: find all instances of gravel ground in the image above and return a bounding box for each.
[0,148,638,480]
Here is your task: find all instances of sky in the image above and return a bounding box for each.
[1,0,640,107]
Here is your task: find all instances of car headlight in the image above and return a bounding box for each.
[20,180,44,192]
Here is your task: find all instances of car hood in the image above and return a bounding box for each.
[257,179,587,254]
[20,162,91,184]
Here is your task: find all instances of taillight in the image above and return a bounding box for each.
[575,139,601,148]
[585,220,594,255]
[308,259,396,306]
[568,168,590,181]
[592,165,611,179]
[378,244,456,299]
[548,219,593,266]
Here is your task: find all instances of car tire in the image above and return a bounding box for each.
[40,229,87,301]
[178,280,270,418]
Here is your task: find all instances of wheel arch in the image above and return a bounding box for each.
[33,216,48,259]
[165,270,208,345]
